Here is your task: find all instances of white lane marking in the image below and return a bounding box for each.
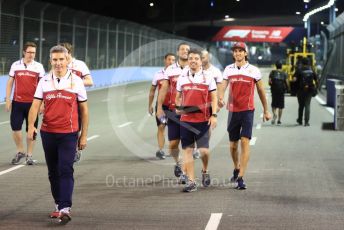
[315,95,334,115]
[256,123,262,129]
[249,137,257,146]
[0,120,10,125]
[326,107,335,116]
[0,165,25,176]
[315,95,326,105]
[205,213,223,230]
[87,135,100,141]
[118,122,132,128]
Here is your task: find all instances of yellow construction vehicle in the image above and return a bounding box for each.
[282,37,317,96]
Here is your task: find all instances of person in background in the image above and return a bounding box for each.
[5,41,45,165]
[60,42,93,163]
[269,60,288,125]
[148,53,176,159]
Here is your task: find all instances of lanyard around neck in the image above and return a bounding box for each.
[51,72,73,90]
[187,70,206,85]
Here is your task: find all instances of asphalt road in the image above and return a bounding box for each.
[0,68,343,230]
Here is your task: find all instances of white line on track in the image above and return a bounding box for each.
[0,165,25,176]
[315,95,334,115]
[118,122,132,128]
[87,135,100,141]
[0,135,100,177]
[205,213,223,230]
[249,137,257,146]
[0,120,10,125]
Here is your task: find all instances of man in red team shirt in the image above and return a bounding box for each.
[60,42,93,163]
[5,42,45,165]
[219,42,271,190]
[156,43,190,181]
[175,48,217,192]
[28,45,89,224]
[148,53,176,159]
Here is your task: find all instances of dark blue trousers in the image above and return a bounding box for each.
[40,131,78,210]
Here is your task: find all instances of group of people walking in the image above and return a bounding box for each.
[149,42,271,192]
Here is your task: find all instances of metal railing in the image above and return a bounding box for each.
[0,0,207,75]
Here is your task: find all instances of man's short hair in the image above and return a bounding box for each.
[177,42,189,51]
[23,42,37,51]
[49,45,69,59]
[302,57,309,66]
[188,48,202,58]
[59,42,73,55]
[275,61,282,69]
[164,53,175,59]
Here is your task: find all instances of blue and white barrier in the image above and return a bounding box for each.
[0,66,160,103]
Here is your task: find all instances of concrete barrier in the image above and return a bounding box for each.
[0,66,161,103]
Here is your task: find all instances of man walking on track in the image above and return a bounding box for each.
[5,41,45,165]
[28,45,89,224]
[219,42,271,190]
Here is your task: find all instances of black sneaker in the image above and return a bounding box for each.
[174,163,182,177]
[201,170,211,187]
[179,174,188,184]
[277,121,281,125]
[236,177,247,190]
[230,169,240,183]
[296,119,302,125]
[11,152,26,165]
[182,181,197,192]
[155,150,166,160]
[304,123,310,126]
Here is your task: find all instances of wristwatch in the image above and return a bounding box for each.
[211,113,217,117]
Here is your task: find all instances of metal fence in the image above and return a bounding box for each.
[0,0,207,75]
[323,12,344,80]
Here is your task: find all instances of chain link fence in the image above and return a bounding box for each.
[0,0,208,75]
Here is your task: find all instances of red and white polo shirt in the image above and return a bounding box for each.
[163,62,187,110]
[68,58,90,79]
[205,64,223,84]
[176,69,217,123]
[152,68,169,106]
[223,62,261,112]
[34,70,87,133]
[9,59,45,103]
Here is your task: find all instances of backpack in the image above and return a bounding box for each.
[270,70,286,92]
[300,68,315,92]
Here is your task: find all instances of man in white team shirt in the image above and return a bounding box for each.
[175,49,218,192]
[219,42,271,190]
[60,42,93,163]
[156,42,190,181]
[188,49,223,159]
[28,45,88,224]
[5,41,45,165]
[148,53,176,159]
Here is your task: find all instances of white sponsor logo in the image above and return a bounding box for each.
[224,29,251,38]
[45,92,72,101]
[270,30,282,38]
[17,71,37,78]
